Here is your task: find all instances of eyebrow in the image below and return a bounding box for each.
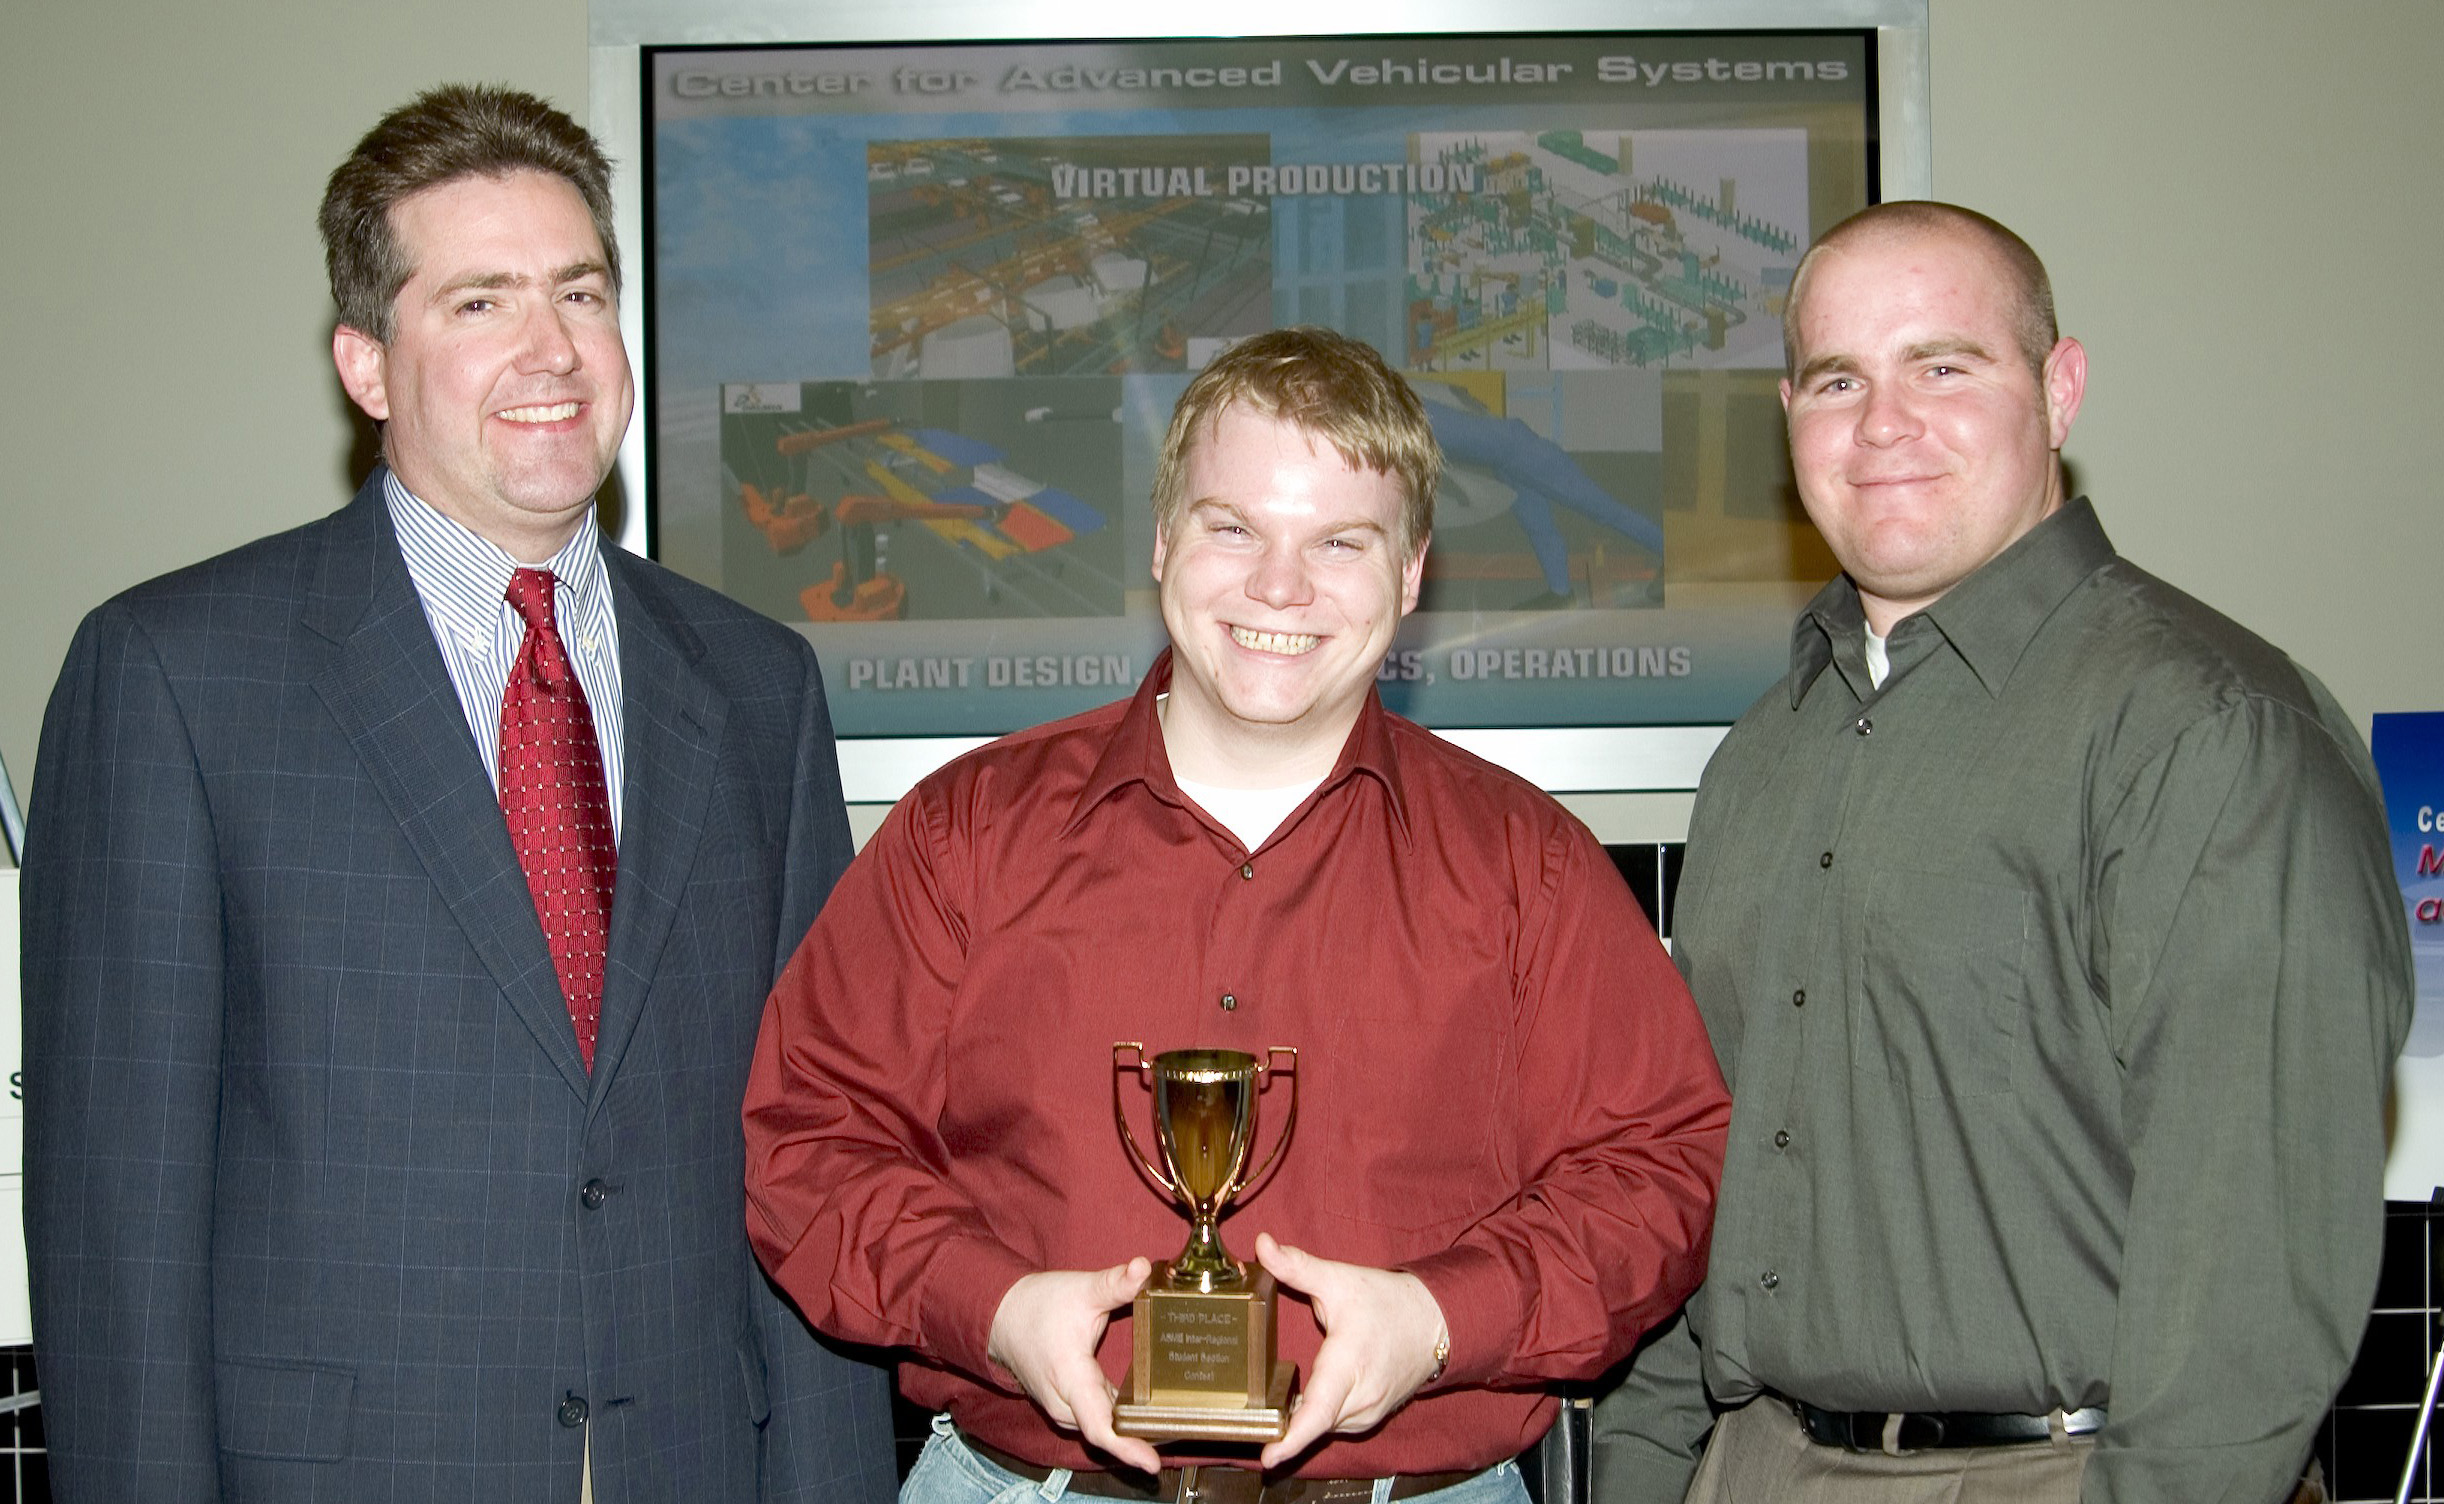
[1903,336,1999,364]
[1183,498,1390,540]
[428,261,610,301]
[1184,498,1249,525]
[1319,517,1391,542]
[1793,336,2001,388]
[1792,353,1862,388]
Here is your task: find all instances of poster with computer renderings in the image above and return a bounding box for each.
[648,31,1876,735]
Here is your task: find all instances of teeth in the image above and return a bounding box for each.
[1231,627,1319,655]
[499,402,580,423]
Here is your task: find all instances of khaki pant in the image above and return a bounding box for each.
[1684,1400,2092,1504]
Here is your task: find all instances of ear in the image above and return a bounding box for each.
[1778,376,1794,413]
[2040,336,2086,450]
[332,325,391,422]
[1398,533,1429,616]
[1148,514,1170,585]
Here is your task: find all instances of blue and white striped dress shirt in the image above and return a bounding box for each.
[385,471,626,841]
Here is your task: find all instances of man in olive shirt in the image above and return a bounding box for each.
[1592,201,2411,1502]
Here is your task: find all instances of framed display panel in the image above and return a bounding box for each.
[592,1,1931,800]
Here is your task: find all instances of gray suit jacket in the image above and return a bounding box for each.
[21,473,896,1502]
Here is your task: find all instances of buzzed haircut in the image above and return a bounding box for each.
[1152,327,1441,557]
[1782,200,2059,380]
[319,84,618,343]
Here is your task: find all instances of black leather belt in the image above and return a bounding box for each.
[1791,1399,2106,1452]
[962,1434,1487,1504]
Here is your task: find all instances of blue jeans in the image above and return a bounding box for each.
[901,1415,1535,1504]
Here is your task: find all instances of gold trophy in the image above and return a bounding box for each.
[1110,1043,1299,1442]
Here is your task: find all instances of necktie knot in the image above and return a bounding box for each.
[506,568,559,634]
[507,569,573,688]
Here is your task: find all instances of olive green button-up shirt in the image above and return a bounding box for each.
[1595,500,2411,1503]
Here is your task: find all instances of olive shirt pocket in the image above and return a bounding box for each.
[1855,873,2032,1102]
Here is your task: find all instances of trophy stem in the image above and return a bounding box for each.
[1170,1213,1244,1291]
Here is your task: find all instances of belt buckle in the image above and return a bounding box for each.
[1814,1407,1920,1454]
[1827,1410,1883,1452]
[1894,1412,1944,1452]
[1178,1466,1264,1504]
[1248,1474,1377,1504]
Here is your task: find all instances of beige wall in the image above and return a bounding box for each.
[0,0,590,800]
[1926,0,2441,739]
[3,0,2437,804]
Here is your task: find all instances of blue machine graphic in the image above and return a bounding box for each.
[1426,401,1664,605]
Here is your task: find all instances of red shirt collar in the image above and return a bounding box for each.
[1065,648,1413,847]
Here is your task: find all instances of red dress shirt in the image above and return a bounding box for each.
[745,655,1728,1476]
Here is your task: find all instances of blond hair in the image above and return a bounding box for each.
[1152,327,1439,555]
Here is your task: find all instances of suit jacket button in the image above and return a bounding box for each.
[580,1179,609,1210]
[559,1393,589,1428]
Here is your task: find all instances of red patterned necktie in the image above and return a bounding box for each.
[499,568,616,1070]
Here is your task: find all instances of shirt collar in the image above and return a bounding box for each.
[1788,496,2116,705]
[383,467,608,648]
[1066,649,1413,846]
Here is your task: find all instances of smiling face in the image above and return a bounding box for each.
[1780,223,2086,633]
[1151,405,1425,785]
[333,170,634,563]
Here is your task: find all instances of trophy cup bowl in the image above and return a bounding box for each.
[1150,1050,1260,1290]
[1111,1043,1298,1442]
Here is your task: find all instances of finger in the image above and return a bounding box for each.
[1055,1359,1114,1428]
[1087,1255,1154,1309]
[1260,1396,1335,1469]
[1070,1375,1163,1474]
[1261,1350,1354,1468]
[1254,1233,1318,1297]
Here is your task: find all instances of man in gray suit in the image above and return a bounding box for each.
[19,85,895,1502]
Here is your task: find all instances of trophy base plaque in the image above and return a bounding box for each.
[1112,1364,1293,1443]
[1114,1266,1294,1443]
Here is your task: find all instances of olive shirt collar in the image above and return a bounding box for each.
[1789,497,2117,708]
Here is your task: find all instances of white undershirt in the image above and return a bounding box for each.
[1174,774,1325,853]
[1864,624,1891,689]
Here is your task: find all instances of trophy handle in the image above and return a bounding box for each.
[1111,1042,1179,1199]
[1238,1046,1300,1197]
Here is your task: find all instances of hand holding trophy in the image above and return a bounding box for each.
[1110,1043,1299,1442]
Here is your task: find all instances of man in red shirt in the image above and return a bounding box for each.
[743,326,1729,1504]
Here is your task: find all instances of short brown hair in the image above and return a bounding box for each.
[1152,327,1439,556]
[1783,200,2058,380]
[319,84,618,343]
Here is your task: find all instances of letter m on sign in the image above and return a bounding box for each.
[2420,845,2444,877]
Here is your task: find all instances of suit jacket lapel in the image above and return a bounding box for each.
[590,550,728,1097]
[306,477,594,1098]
